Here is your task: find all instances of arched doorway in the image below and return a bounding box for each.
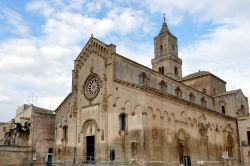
[176,129,190,164]
[82,120,98,163]
[227,134,234,158]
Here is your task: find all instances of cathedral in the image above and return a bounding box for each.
[54,17,249,166]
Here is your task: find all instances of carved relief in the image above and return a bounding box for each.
[131,139,137,158]
[152,129,159,144]
[101,129,104,141]
[198,123,210,144]
[165,128,173,144]
[86,125,95,136]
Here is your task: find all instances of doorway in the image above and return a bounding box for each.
[86,136,95,162]
[179,142,184,163]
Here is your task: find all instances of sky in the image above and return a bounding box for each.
[0,0,250,122]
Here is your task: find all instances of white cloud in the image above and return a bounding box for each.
[1,0,250,122]
[26,1,54,17]
[181,16,250,97]
[141,0,250,24]
[0,1,154,122]
[0,7,30,35]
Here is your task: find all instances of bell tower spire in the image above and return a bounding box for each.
[151,14,182,80]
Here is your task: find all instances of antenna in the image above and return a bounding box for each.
[35,96,37,106]
[27,96,30,104]
[31,92,34,104]
[49,97,52,110]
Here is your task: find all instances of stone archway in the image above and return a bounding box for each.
[176,128,190,164]
[81,120,98,163]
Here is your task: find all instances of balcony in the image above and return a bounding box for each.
[241,141,250,146]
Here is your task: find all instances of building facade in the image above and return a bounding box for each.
[0,104,55,166]
[54,18,249,166]
[237,115,250,166]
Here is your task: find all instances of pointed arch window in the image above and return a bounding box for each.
[174,67,178,75]
[201,97,206,107]
[221,106,225,114]
[159,80,167,93]
[62,125,68,141]
[219,100,227,114]
[189,93,195,103]
[159,66,164,74]
[202,88,207,94]
[175,87,182,98]
[119,113,127,131]
[238,104,246,115]
[139,72,148,86]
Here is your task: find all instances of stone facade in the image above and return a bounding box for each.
[0,104,55,165]
[237,115,250,165]
[0,122,11,142]
[54,18,249,166]
[0,146,31,166]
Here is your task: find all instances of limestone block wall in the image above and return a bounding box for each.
[0,123,10,140]
[0,145,31,166]
[214,90,249,117]
[114,55,213,110]
[106,80,240,165]
[31,111,55,164]
[237,116,250,165]
[53,37,244,166]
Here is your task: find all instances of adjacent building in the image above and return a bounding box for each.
[238,115,250,165]
[0,104,55,166]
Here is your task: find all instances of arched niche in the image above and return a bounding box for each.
[124,100,132,114]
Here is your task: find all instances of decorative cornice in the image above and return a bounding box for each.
[152,54,182,64]
[74,38,109,70]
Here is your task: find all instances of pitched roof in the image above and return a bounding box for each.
[214,89,241,97]
[182,71,211,80]
[158,22,169,35]
[181,70,226,83]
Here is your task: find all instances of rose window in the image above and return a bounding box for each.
[84,75,102,100]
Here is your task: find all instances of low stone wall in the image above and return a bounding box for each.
[0,145,31,166]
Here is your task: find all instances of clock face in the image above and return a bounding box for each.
[84,74,102,100]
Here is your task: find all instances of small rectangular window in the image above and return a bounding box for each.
[48,148,53,153]
[221,106,225,114]
[247,131,250,144]
[3,127,6,132]
[174,67,178,75]
[110,149,115,161]
[63,126,68,141]
[120,113,126,131]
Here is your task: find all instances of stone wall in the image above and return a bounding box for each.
[0,145,31,166]
[0,123,10,140]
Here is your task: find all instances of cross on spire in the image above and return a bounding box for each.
[163,13,166,24]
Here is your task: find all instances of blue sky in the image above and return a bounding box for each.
[0,0,250,122]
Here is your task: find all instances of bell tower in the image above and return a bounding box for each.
[151,14,182,80]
